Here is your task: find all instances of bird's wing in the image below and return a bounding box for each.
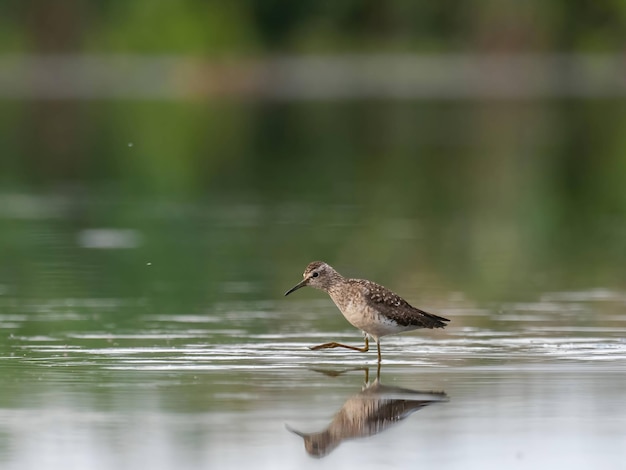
[359,280,450,329]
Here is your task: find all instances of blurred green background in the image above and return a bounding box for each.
[0,0,625,313]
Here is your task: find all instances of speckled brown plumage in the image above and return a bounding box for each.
[284,261,450,362]
[359,279,449,329]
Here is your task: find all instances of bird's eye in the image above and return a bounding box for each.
[312,272,319,278]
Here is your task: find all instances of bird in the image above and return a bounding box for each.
[284,261,450,362]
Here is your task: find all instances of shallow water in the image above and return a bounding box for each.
[1,290,625,470]
[2,74,626,469]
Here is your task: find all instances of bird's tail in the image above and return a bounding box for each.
[420,310,450,329]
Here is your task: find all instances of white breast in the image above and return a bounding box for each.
[329,291,408,339]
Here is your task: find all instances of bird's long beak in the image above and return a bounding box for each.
[284,278,308,296]
[285,424,308,438]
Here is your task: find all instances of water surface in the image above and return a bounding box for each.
[2,287,625,470]
[1,96,626,468]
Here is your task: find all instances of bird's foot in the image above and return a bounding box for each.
[309,338,369,353]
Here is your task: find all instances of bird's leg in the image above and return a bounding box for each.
[309,335,369,353]
[376,339,382,363]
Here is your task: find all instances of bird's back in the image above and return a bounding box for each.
[323,273,449,338]
[350,278,449,330]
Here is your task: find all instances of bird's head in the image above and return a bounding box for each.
[284,261,340,295]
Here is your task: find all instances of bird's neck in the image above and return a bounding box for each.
[326,275,349,296]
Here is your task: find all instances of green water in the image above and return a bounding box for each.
[1,98,626,469]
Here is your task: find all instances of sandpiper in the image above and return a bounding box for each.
[285,261,450,362]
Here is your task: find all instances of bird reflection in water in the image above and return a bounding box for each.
[287,367,448,458]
